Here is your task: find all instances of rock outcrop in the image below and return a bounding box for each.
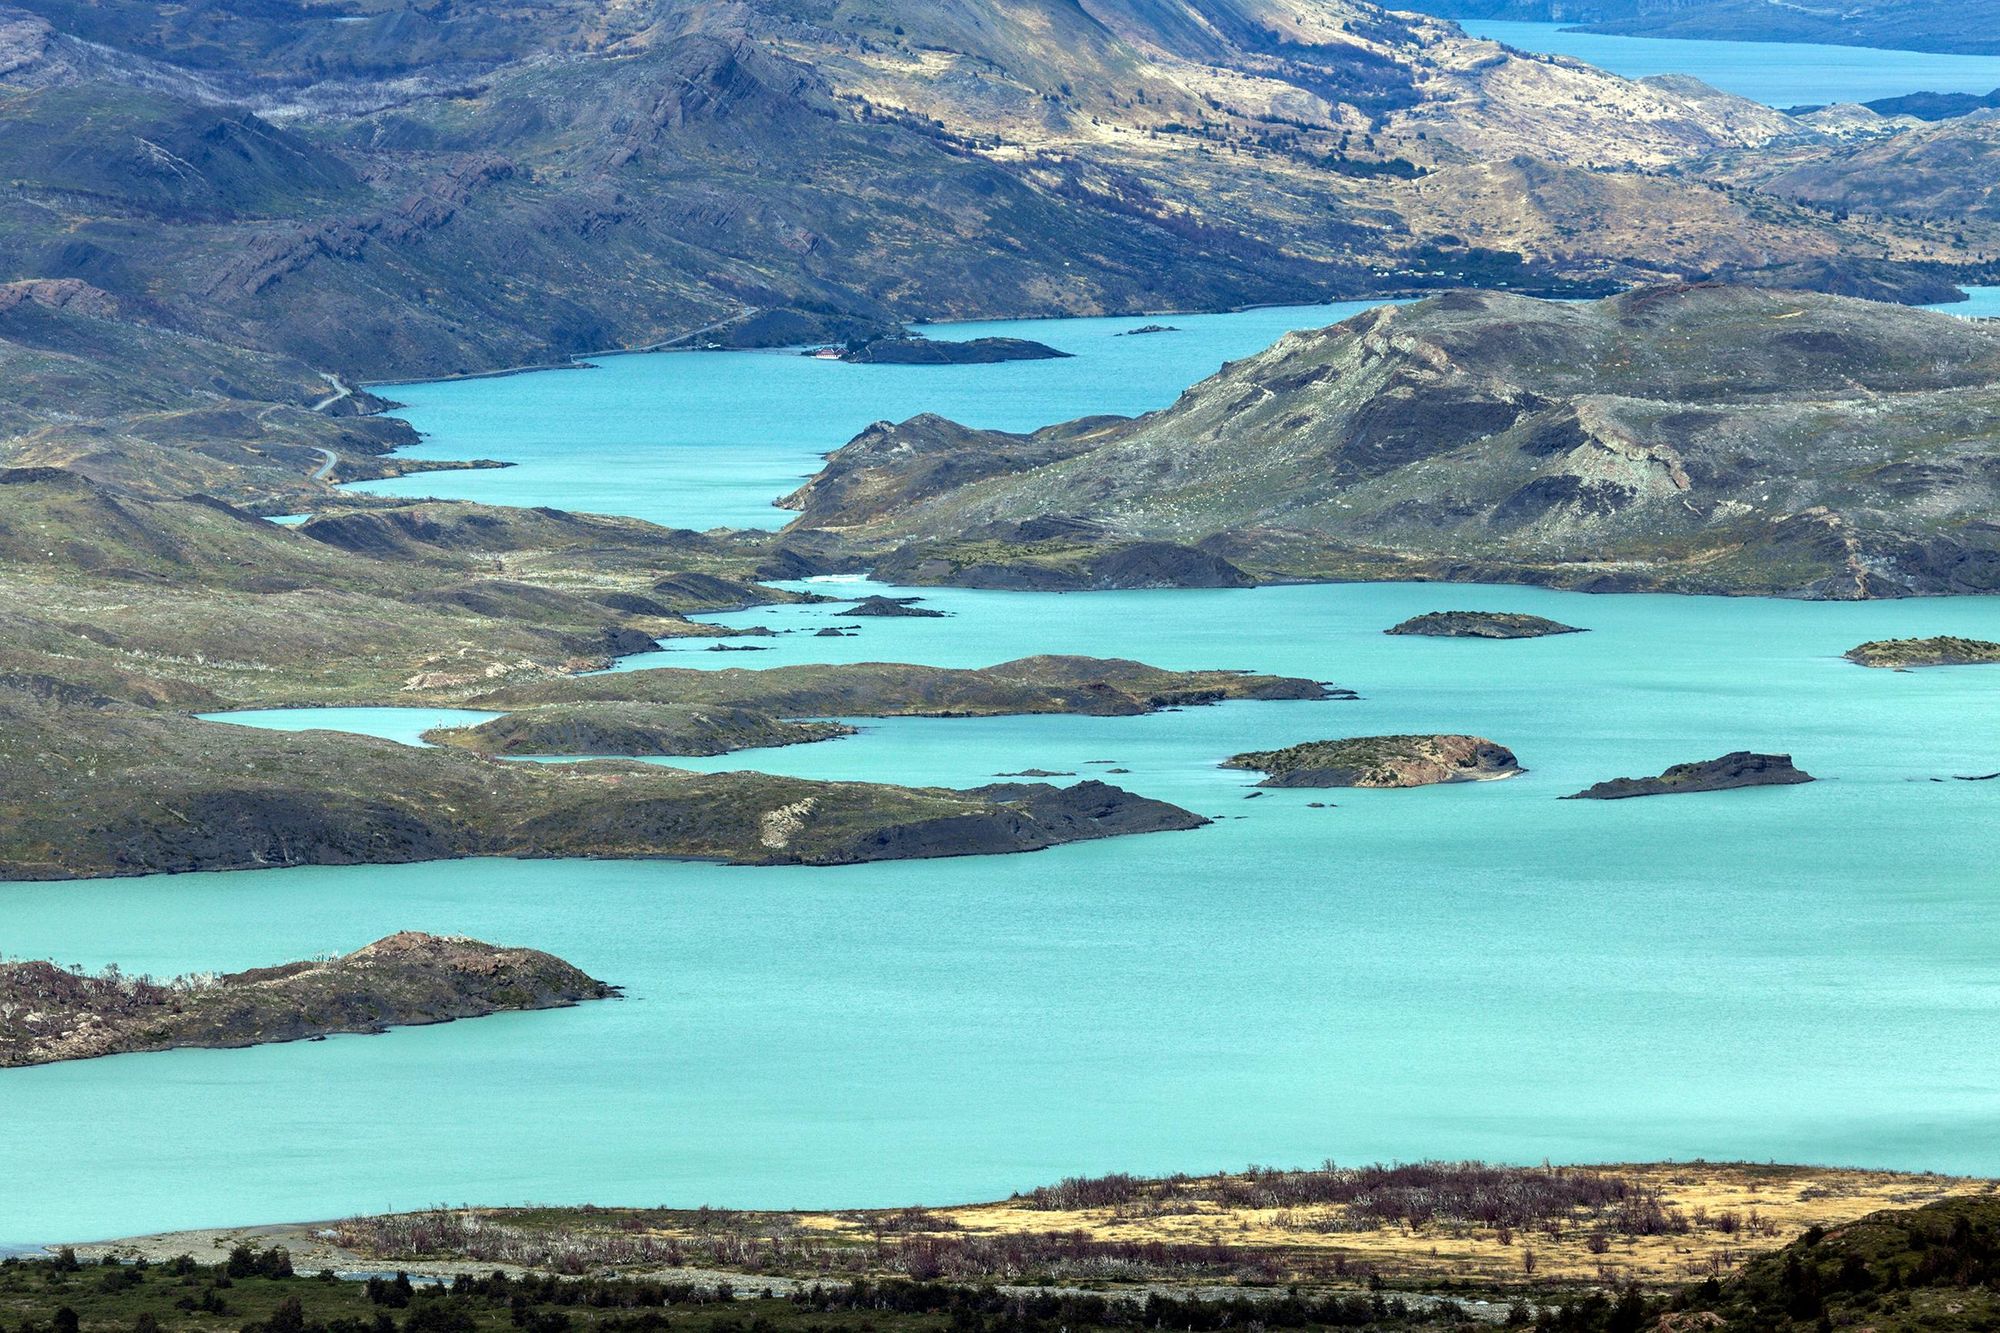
[844,595,947,618]
[1564,752,1815,799]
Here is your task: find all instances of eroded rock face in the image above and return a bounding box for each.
[1386,611,1586,638]
[1224,735,1522,788]
[1844,636,2000,668]
[0,933,617,1068]
[1564,752,1814,800]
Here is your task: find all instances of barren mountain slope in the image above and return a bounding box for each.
[785,285,2000,598]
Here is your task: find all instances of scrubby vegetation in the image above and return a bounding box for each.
[1019,1164,1687,1237]
[0,1252,1481,1333]
[30,1197,2000,1333]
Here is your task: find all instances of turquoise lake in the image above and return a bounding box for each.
[6,301,2000,1248]
[1462,20,2000,105]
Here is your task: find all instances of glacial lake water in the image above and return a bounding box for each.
[345,303,1386,531]
[1462,20,2000,106]
[5,301,2000,1248]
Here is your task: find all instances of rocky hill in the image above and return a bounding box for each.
[0,0,1976,396]
[787,285,2000,597]
[0,933,617,1067]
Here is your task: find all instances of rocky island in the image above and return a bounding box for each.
[844,595,948,618]
[1565,752,1815,800]
[1224,735,1523,788]
[425,703,857,757]
[838,337,1071,365]
[0,933,616,1068]
[1386,611,1586,638]
[1844,636,2000,668]
[477,655,1339,719]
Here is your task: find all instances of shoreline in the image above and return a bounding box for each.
[45,1161,1993,1295]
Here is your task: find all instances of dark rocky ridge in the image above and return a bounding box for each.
[1225,735,1523,787]
[1565,752,1815,799]
[1386,611,1585,638]
[0,932,616,1068]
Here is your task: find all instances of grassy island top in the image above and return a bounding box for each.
[1844,636,2000,668]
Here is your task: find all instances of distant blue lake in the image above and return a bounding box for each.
[1463,20,2000,105]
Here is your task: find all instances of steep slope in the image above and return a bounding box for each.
[787,285,2000,597]
[1703,110,2000,228]
[0,0,1973,388]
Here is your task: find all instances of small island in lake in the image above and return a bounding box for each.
[1224,735,1522,788]
[0,933,617,1068]
[844,594,948,617]
[1386,611,1586,639]
[1565,752,1814,800]
[839,337,1071,365]
[1118,324,1181,336]
[1844,636,2000,668]
[426,703,856,757]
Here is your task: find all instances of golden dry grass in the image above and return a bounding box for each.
[789,1163,1994,1287]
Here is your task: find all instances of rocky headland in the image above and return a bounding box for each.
[1224,735,1523,788]
[781,287,2000,599]
[1844,636,2000,668]
[0,933,616,1068]
[1386,611,1586,638]
[1564,752,1815,799]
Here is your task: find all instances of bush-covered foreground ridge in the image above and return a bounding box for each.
[33,1186,2000,1333]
